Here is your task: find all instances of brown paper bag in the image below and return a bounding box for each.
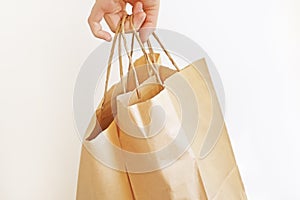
[115,79,207,199]
[77,60,246,199]
[76,120,134,200]
[113,57,246,200]
[77,15,246,199]
[170,59,247,199]
[77,58,176,199]
[86,53,176,141]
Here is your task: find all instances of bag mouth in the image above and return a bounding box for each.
[128,83,165,106]
[86,65,177,141]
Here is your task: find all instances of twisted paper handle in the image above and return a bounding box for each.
[101,14,180,109]
[101,20,123,109]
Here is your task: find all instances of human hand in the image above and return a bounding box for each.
[88,0,160,43]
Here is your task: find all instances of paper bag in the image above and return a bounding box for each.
[77,14,246,199]
[77,57,176,200]
[114,58,246,199]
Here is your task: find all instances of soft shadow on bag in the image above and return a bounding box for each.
[76,15,247,200]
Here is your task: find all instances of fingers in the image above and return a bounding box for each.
[104,2,146,34]
[88,3,112,41]
[131,2,146,31]
[139,3,159,43]
[103,1,126,33]
[88,0,154,42]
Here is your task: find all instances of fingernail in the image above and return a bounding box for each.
[136,2,143,12]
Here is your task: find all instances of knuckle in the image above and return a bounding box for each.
[87,16,92,25]
[110,26,116,33]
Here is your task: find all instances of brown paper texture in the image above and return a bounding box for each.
[76,56,247,200]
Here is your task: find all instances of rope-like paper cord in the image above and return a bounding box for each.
[120,15,141,98]
[118,30,127,93]
[147,40,155,58]
[127,33,135,71]
[129,16,163,85]
[152,32,180,72]
[101,15,180,107]
[101,20,122,109]
[146,39,157,74]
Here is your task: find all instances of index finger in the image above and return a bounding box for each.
[88,3,112,41]
[139,4,159,42]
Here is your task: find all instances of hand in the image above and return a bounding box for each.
[88,0,160,43]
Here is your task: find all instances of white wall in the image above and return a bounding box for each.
[0,0,299,199]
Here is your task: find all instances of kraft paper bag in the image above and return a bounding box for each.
[115,81,207,199]
[114,58,246,200]
[76,120,134,200]
[77,58,247,199]
[77,57,176,199]
[172,59,247,199]
[86,53,176,141]
[77,15,246,199]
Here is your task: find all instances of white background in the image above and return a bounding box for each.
[0,0,299,199]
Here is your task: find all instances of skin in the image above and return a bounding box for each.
[88,0,160,42]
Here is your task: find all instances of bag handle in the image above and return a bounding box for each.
[151,32,180,72]
[101,20,124,109]
[124,14,180,75]
[128,32,153,77]
[146,39,156,64]
[128,15,163,85]
[126,15,180,81]
[118,21,129,93]
[102,14,180,109]
[101,14,147,107]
